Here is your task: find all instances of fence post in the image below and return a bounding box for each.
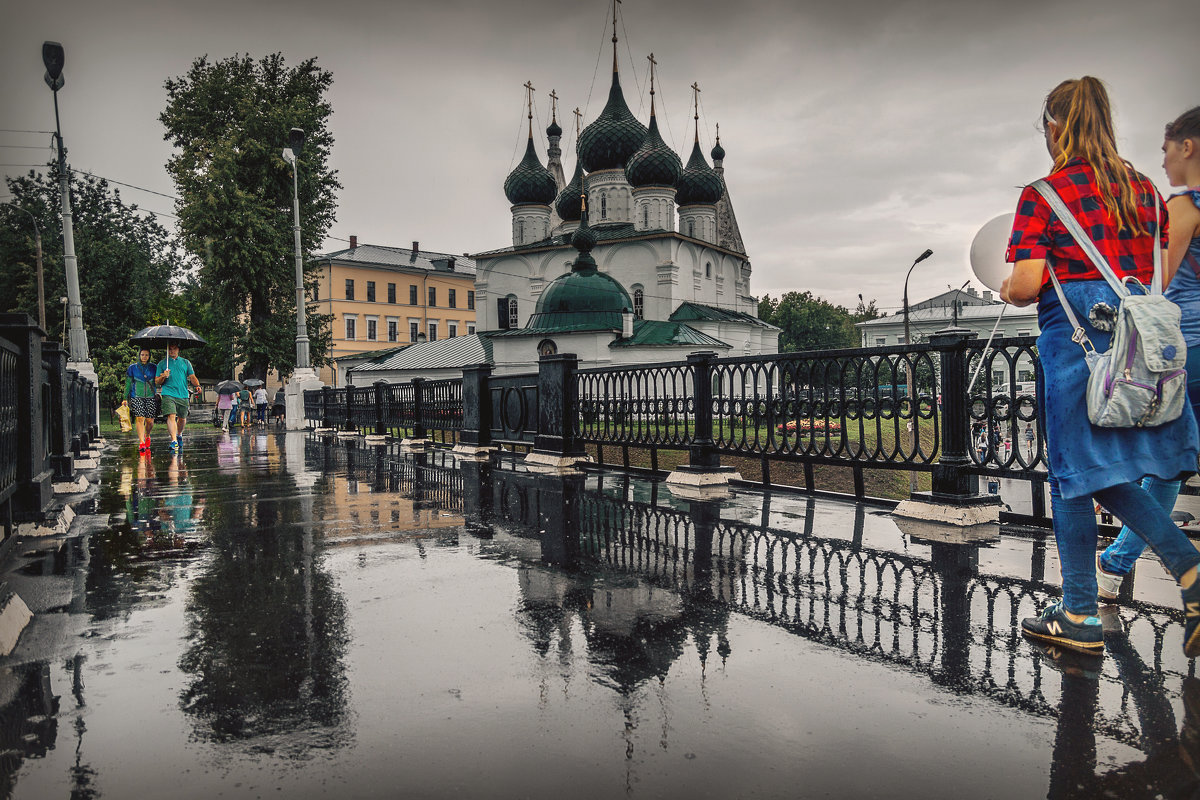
[42,343,73,482]
[526,353,586,469]
[0,313,52,520]
[403,377,427,448]
[373,380,387,437]
[455,363,494,457]
[344,383,355,431]
[894,328,1000,525]
[322,386,333,429]
[664,351,738,494]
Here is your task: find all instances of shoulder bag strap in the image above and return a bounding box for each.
[1030,180,1130,297]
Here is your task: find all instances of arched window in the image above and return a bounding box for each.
[687,220,695,237]
[600,193,608,220]
[632,286,644,320]
[537,339,558,357]
[642,205,649,228]
[516,219,524,241]
[507,295,519,329]
[705,262,712,278]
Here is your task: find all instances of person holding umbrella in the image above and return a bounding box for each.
[154,341,201,452]
[123,347,159,454]
[215,380,241,432]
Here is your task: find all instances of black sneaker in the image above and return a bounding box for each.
[1183,579,1200,658]
[1021,602,1103,653]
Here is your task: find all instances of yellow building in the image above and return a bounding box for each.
[311,239,478,386]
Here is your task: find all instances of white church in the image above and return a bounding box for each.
[347,28,778,385]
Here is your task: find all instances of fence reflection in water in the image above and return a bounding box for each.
[307,435,1195,775]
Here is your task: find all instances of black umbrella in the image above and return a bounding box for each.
[215,380,242,395]
[242,378,264,388]
[129,322,206,350]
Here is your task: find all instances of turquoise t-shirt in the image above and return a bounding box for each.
[156,356,194,399]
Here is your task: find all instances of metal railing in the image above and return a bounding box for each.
[301,330,1051,523]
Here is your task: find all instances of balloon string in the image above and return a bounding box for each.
[966,304,1009,395]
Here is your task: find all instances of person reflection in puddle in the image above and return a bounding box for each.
[1038,627,1200,797]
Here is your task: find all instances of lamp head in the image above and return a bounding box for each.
[915,249,933,264]
[282,147,296,166]
[288,128,305,156]
[42,42,64,82]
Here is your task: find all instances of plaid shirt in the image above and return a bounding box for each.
[1006,157,1169,287]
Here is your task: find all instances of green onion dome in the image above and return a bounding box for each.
[675,140,723,205]
[711,139,725,162]
[577,71,648,173]
[504,137,558,206]
[525,204,630,331]
[546,118,563,138]
[625,113,682,189]
[555,159,585,222]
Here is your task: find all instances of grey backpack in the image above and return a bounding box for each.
[1032,179,1187,428]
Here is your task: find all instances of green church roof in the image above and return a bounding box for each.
[609,320,730,348]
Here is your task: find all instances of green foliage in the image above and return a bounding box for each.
[757,291,865,352]
[160,53,339,380]
[0,165,179,353]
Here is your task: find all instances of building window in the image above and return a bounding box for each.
[312,284,319,302]
[538,339,558,357]
[642,205,649,227]
[345,279,355,300]
[366,317,378,341]
[409,321,419,342]
[387,283,396,304]
[467,290,475,310]
[388,319,398,342]
[705,262,712,278]
[448,321,458,338]
[517,219,524,241]
[428,286,437,307]
[875,337,886,347]
[508,295,518,329]
[448,288,457,308]
[632,286,644,320]
[1017,329,1032,337]
[427,322,438,341]
[600,193,607,220]
[687,220,695,237]
[345,315,357,340]
[409,285,418,305]
[467,324,476,335]
[366,281,376,302]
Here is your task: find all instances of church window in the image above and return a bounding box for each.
[498,295,519,330]
[642,205,649,227]
[508,295,519,328]
[517,219,524,241]
[705,262,712,278]
[537,339,558,357]
[632,287,644,320]
[600,193,608,220]
[687,220,695,237]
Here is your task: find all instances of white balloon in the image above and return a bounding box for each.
[970,213,1016,293]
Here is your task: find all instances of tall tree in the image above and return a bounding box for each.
[160,53,338,380]
[758,291,865,352]
[0,164,179,372]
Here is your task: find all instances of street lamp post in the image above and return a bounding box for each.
[282,127,324,429]
[5,203,45,331]
[902,248,933,494]
[42,41,88,363]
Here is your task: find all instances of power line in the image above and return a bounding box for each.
[0,129,54,135]
[69,168,179,201]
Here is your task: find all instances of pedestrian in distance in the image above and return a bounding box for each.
[1002,78,1200,658]
[237,386,253,428]
[154,342,201,454]
[1024,424,1035,459]
[272,385,286,426]
[123,347,159,454]
[254,385,268,425]
[1096,106,1200,601]
[216,389,234,432]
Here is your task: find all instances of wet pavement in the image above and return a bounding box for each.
[0,426,1198,798]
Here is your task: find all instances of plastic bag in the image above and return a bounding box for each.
[117,403,133,432]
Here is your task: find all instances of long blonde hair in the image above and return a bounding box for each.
[1044,77,1146,235]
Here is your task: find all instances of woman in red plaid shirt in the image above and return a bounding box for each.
[1002,78,1200,658]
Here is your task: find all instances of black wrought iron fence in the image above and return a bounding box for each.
[301,330,1051,524]
[0,338,18,505]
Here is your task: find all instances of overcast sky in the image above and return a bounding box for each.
[3,0,1197,315]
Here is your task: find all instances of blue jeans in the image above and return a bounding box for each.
[1099,344,1200,577]
[1049,479,1200,615]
